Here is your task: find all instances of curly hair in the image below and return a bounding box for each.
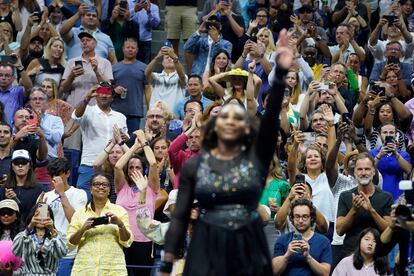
[289,198,317,226]
[298,144,326,173]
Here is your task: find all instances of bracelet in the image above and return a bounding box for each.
[59,193,66,198]
[368,108,376,115]
[160,260,173,273]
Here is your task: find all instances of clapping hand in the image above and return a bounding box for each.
[130,170,148,191]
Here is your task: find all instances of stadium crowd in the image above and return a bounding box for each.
[1,0,414,275]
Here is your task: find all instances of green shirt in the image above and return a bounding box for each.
[260,178,290,218]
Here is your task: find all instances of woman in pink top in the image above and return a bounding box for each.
[114,130,160,276]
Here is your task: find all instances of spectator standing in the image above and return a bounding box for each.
[0,0,22,41]
[43,158,87,276]
[370,123,412,201]
[184,15,232,76]
[329,24,365,64]
[272,199,332,275]
[72,86,128,199]
[332,228,391,276]
[131,0,160,64]
[67,173,133,276]
[369,41,413,86]
[12,108,48,168]
[201,0,245,62]
[24,37,65,87]
[59,3,117,63]
[164,0,197,55]
[114,130,159,276]
[28,88,64,161]
[101,0,139,61]
[60,31,113,108]
[0,122,12,177]
[145,46,187,112]
[0,149,45,222]
[19,14,45,68]
[112,38,150,136]
[0,63,29,126]
[336,152,393,260]
[173,75,212,120]
[12,204,67,275]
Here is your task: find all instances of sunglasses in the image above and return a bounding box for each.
[12,159,29,166]
[0,209,15,216]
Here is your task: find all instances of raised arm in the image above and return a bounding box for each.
[114,137,141,193]
[255,30,293,170]
[135,130,160,192]
[208,72,227,99]
[246,61,258,117]
[144,47,164,83]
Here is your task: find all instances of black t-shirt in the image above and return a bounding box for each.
[0,185,45,222]
[219,13,245,62]
[337,186,393,256]
[13,135,40,168]
[334,2,369,24]
[0,153,11,177]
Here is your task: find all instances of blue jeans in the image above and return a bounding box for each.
[76,165,94,200]
[57,258,74,276]
[126,115,142,137]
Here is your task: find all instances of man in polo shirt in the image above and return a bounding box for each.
[173,75,212,120]
[60,31,113,108]
[59,3,117,63]
[72,85,127,199]
[0,64,27,125]
[145,46,187,112]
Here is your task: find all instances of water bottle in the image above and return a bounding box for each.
[121,88,127,99]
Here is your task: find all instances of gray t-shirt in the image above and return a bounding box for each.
[112,60,147,117]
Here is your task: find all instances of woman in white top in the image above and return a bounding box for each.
[332,227,391,276]
[288,137,336,233]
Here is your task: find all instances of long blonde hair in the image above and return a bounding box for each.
[43,37,65,65]
[257,27,276,54]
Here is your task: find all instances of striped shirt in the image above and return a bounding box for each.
[12,230,67,275]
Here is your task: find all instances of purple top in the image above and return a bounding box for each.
[0,86,25,125]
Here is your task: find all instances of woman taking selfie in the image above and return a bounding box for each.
[67,173,133,276]
[12,203,67,275]
[161,30,292,276]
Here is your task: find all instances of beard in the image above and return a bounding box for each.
[29,49,44,59]
[356,175,373,186]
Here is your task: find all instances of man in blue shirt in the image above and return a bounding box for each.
[130,0,160,64]
[173,75,212,120]
[59,3,117,64]
[272,199,332,275]
[370,122,412,201]
[0,64,27,125]
[28,88,64,160]
[184,15,232,76]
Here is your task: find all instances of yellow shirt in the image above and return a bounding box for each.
[67,200,134,276]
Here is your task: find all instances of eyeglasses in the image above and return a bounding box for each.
[293,214,311,221]
[256,14,268,18]
[0,209,15,216]
[386,48,401,52]
[12,160,29,166]
[92,182,110,188]
[146,114,163,119]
